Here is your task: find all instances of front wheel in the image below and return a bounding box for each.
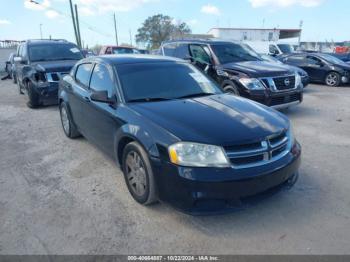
[325,72,340,87]
[26,82,40,108]
[59,102,80,138]
[122,142,158,205]
[223,84,240,95]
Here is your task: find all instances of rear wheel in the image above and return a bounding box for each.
[122,142,157,205]
[59,102,80,138]
[223,84,240,95]
[325,72,340,87]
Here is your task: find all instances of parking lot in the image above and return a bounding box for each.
[0,78,350,255]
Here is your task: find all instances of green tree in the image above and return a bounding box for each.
[136,14,191,49]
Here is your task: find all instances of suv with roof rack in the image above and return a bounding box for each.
[160,40,304,109]
[14,39,83,108]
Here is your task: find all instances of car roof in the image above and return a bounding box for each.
[163,39,237,45]
[82,54,185,65]
[102,45,137,49]
[25,39,75,46]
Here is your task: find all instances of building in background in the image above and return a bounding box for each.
[207,28,301,42]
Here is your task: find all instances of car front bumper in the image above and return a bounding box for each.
[32,82,59,104]
[153,142,301,215]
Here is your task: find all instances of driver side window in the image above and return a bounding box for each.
[90,64,115,97]
[306,56,322,65]
[189,45,211,64]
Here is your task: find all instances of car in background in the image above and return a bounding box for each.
[5,53,16,82]
[280,53,350,87]
[259,54,309,88]
[326,52,350,63]
[58,55,301,214]
[14,39,84,108]
[99,45,140,55]
[161,40,304,109]
[269,43,295,56]
[81,49,96,58]
[138,49,150,54]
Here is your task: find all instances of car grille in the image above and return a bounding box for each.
[270,93,301,106]
[46,72,69,82]
[224,131,289,168]
[261,75,296,91]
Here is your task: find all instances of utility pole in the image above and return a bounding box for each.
[298,20,303,46]
[69,0,79,47]
[129,29,132,46]
[39,23,43,39]
[113,13,119,46]
[74,4,82,48]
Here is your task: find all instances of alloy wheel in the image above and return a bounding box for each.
[60,106,70,135]
[125,151,147,197]
[326,73,339,86]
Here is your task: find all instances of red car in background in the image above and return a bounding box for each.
[99,45,140,55]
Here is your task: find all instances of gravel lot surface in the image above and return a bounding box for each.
[0,79,350,255]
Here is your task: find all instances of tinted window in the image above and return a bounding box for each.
[28,43,83,62]
[163,43,177,56]
[306,56,322,65]
[317,54,348,65]
[117,62,221,102]
[112,47,139,54]
[285,55,305,65]
[189,45,211,64]
[90,64,115,96]
[277,44,294,54]
[174,44,190,59]
[75,63,92,87]
[211,43,261,64]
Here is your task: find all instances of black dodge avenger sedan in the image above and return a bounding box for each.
[59,55,301,214]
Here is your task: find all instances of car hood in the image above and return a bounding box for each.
[222,61,294,78]
[129,95,289,146]
[32,60,78,73]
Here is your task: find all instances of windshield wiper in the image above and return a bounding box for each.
[128,97,171,103]
[177,92,216,99]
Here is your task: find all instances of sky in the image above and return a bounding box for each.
[0,0,349,48]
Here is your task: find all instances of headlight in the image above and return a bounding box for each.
[168,142,230,168]
[238,78,265,90]
[287,124,296,148]
[295,72,302,87]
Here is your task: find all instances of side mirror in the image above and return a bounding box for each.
[13,56,22,63]
[184,55,193,62]
[90,90,116,104]
[316,61,324,67]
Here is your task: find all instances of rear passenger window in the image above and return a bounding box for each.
[163,43,177,56]
[175,44,190,59]
[75,63,92,87]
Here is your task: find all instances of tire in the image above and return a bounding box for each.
[122,141,158,205]
[26,82,40,108]
[13,73,17,84]
[223,84,240,95]
[325,72,341,87]
[59,102,80,139]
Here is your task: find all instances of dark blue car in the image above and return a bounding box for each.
[58,55,301,214]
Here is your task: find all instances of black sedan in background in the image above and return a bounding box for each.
[59,55,301,214]
[259,54,309,88]
[280,53,350,86]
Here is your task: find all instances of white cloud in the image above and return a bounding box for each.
[45,10,60,19]
[187,19,198,26]
[79,7,95,16]
[0,19,11,25]
[249,0,323,8]
[201,4,221,15]
[77,0,157,13]
[24,0,51,10]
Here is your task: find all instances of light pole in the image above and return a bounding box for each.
[113,13,119,46]
[40,23,43,39]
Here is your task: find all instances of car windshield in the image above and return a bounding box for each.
[211,43,261,64]
[116,62,221,102]
[29,44,83,62]
[277,44,294,54]
[318,54,348,65]
[112,47,139,54]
